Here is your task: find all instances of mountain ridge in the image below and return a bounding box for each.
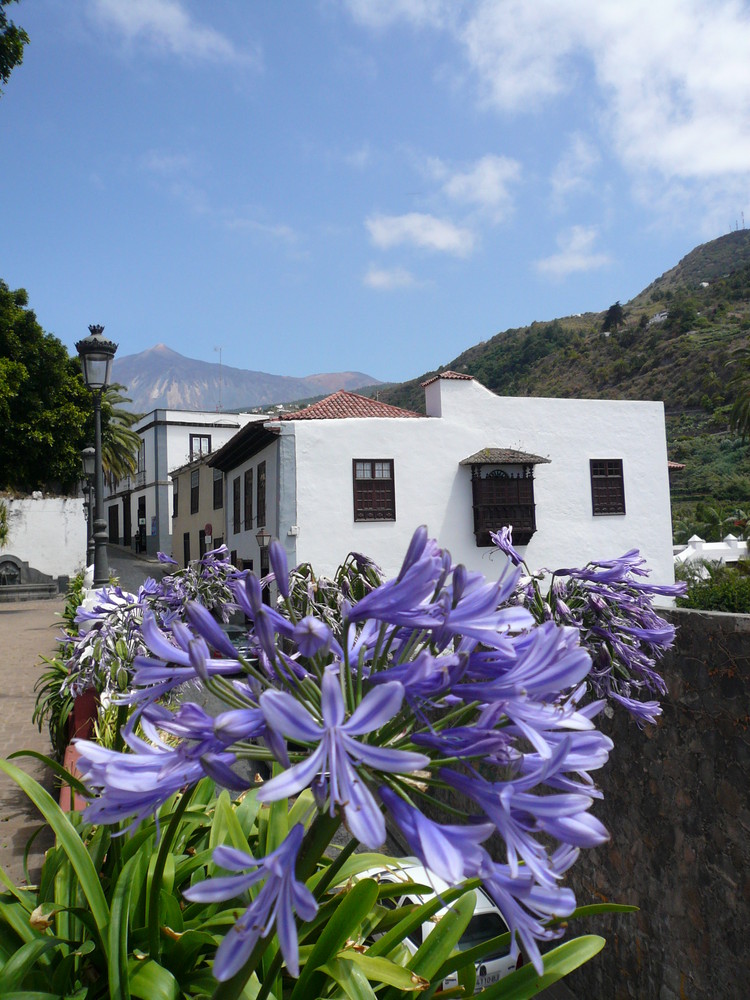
[112,345,380,413]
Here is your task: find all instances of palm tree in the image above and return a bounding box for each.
[101,385,142,482]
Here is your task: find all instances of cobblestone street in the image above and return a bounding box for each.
[0,596,63,885]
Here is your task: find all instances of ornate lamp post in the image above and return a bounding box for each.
[76,325,118,587]
[80,445,96,567]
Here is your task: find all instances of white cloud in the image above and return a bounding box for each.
[363,265,417,289]
[342,0,453,31]
[550,134,601,209]
[535,225,612,279]
[89,0,257,64]
[429,154,521,221]
[457,0,750,182]
[366,212,475,255]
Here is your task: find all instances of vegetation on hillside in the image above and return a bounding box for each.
[380,231,750,535]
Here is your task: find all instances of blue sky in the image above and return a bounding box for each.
[3,0,750,383]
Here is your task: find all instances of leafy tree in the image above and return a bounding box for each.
[0,0,28,93]
[601,301,625,332]
[0,280,92,492]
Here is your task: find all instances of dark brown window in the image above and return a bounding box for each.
[257,461,266,526]
[471,468,536,546]
[244,468,254,530]
[353,459,395,521]
[190,469,199,514]
[232,476,241,532]
[173,478,178,517]
[590,459,626,515]
[183,532,190,566]
[213,469,223,510]
[189,434,211,460]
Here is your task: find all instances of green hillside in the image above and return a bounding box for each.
[379,230,750,537]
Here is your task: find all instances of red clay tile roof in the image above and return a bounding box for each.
[668,460,686,470]
[420,370,475,387]
[280,390,423,420]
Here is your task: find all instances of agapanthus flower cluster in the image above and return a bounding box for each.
[63,546,244,702]
[76,529,618,979]
[493,526,686,725]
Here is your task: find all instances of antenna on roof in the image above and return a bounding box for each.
[214,346,223,411]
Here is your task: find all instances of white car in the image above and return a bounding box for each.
[357,861,519,992]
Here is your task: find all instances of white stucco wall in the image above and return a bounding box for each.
[3,496,86,578]
[289,378,675,586]
[224,439,279,572]
[103,410,260,556]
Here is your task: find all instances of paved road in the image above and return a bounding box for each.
[0,547,167,885]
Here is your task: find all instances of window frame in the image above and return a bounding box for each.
[352,459,396,522]
[244,468,254,530]
[213,468,223,510]
[190,468,200,515]
[257,461,266,527]
[590,458,626,516]
[232,476,241,533]
[189,434,212,461]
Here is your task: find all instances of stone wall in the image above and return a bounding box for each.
[561,607,749,1000]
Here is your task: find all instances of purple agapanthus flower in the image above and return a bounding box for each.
[257,669,429,847]
[183,824,317,979]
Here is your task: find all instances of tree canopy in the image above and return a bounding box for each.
[1,280,93,492]
[0,0,28,93]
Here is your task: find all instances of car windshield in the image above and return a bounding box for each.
[457,913,509,959]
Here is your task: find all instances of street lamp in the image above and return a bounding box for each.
[255,527,271,550]
[76,324,118,587]
[80,445,96,567]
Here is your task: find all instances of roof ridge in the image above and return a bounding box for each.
[281,389,422,420]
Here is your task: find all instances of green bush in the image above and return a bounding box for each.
[677,562,750,613]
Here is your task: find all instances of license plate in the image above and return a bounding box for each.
[476,972,500,990]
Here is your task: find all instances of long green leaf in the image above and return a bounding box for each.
[0,760,109,954]
[109,854,140,1000]
[320,957,378,1000]
[288,878,379,1000]
[408,892,475,981]
[478,935,606,999]
[8,750,89,798]
[340,949,429,991]
[0,937,61,992]
[367,881,476,959]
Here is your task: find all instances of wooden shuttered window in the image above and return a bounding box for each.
[353,459,395,521]
[590,459,626,515]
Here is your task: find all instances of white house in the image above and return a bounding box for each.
[103,409,261,557]
[674,534,749,571]
[208,372,677,586]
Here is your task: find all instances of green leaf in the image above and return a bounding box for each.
[367,881,476,960]
[477,935,606,999]
[340,950,429,991]
[0,759,110,954]
[288,878,379,1000]
[109,854,140,1000]
[128,957,181,1000]
[319,957,378,1000]
[407,891,475,982]
[0,937,62,992]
